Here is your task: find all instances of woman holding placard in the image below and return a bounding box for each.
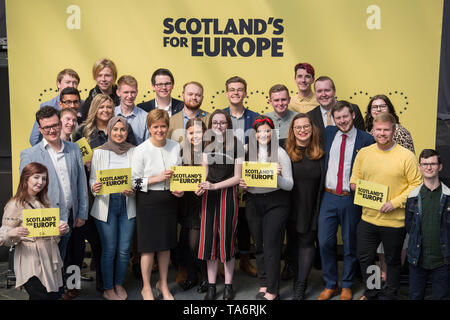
[89,116,136,300]
[132,109,183,300]
[0,162,69,300]
[196,109,243,300]
[286,113,325,300]
[239,116,293,300]
[178,119,208,292]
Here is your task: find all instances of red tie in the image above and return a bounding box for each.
[336,134,347,195]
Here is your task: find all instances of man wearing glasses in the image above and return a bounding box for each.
[350,112,422,300]
[405,149,450,300]
[29,69,82,146]
[20,106,88,262]
[138,68,184,117]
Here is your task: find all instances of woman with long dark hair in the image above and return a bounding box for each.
[0,162,69,300]
[239,116,293,300]
[285,113,325,300]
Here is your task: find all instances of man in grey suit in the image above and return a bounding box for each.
[20,106,88,261]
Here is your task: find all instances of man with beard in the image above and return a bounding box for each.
[168,81,210,142]
[315,101,374,301]
[350,112,422,300]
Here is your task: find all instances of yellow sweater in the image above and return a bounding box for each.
[350,143,422,228]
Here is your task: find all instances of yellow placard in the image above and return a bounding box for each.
[97,168,132,195]
[242,161,277,188]
[170,166,206,191]
[22,208,60,237]
[76,137,93,164]
[354,179,389,211]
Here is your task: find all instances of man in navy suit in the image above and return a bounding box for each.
[137,68,184,116]
[20,106,88,261]
[316,101,374,300]
[223,76,259,277]
[307,76,365,140]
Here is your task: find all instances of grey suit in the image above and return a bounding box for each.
[19,140,88,224]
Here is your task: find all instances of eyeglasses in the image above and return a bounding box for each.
[154,82,173,88]
[212,121,228,127]
[371,104,388,111]
[39,122,61,133]
[419,163,440,168]
[62,99,81,105]
[227,88,245,93]
[293,124,311,131]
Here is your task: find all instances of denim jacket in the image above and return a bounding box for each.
[405,182,450,266]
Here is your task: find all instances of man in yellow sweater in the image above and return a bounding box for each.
[350,112,422,300]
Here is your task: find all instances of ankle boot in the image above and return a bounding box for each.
[223,284,235,300]
[292,281,307,300]
[204,284,217,300]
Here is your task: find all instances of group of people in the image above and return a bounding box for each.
[0,58,449,301]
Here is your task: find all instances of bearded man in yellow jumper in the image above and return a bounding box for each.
[350,112,422,300]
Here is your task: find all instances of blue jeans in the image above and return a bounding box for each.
[95,194,135,290]
[409,263,450,300]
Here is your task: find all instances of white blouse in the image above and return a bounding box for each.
[132,139,181,192]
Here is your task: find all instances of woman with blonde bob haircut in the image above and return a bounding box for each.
[285,113,325,300]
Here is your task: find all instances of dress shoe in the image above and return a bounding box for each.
[317,288,340,300]
[197,280,208,294]
[239,255,257,277]
[340,288,353,300]
[176,266,188,285]
[204,284,217,300]
[66,289,80,299]
[281,263,295,281]
[292,281,307,300]
[223,284,235,300]
[179,279,198,291]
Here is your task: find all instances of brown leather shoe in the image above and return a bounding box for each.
[239,255,257,277]
[317,288,340,300]
[340,288,353,300]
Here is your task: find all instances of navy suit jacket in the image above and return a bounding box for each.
[323,125,375,179]
[137,97,184,115]
[223,107,259,144]
[19,140,89,225]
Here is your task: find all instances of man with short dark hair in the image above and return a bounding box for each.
[288,62,318,114]
[29,69,82,146]
[350,112,422,300]
[405,149,450,300]
[138,68,184,116]
[316,101,374,301]
[307,76,365,138]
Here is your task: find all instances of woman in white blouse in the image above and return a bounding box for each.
[90,116,136,300]
[132,109,183,300]
[239,116,293,300]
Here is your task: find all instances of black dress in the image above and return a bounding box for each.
[290,147,324,234]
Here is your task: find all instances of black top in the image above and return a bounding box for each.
[137,97,184,115]
[79,85,121,122]
[205,137,244,184]
[74,124,137,148]
[290,147,325,233]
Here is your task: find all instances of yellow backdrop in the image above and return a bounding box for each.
[6,0,443,189]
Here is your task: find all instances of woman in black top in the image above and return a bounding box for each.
[285,113,325,300]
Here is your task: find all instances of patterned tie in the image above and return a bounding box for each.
[336,134,347,194]
[326,110,333,126]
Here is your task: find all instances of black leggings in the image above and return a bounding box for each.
[23,276,61,300]
[294,231,316,284]
[179,226,207,282]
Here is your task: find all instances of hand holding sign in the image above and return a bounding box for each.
[58,221,69,235]
[380,201,394,213]
[8,226,29,238]
[239,178,248,192]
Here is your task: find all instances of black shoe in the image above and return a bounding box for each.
[204,284,217,300]
[223,284,235,300]
[281,263,295,281]
[179,279,198,291]
[256,292,265,299]
[197,280,208,294]
[292,281,307,300]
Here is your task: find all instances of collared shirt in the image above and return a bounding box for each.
[320,105,335,127]
[288,91,318,114]
[325,126,357,192]
[43,138,73,217]
[419,184,444,269]
[115,105,150,146]
[264,109,298,140]
[155,98,173,117]
[229,108,246,145]
[182,108,204,129]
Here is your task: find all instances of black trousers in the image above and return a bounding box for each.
[23,276,61,300]
[357,220,405,299]
[246,190,290,294]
